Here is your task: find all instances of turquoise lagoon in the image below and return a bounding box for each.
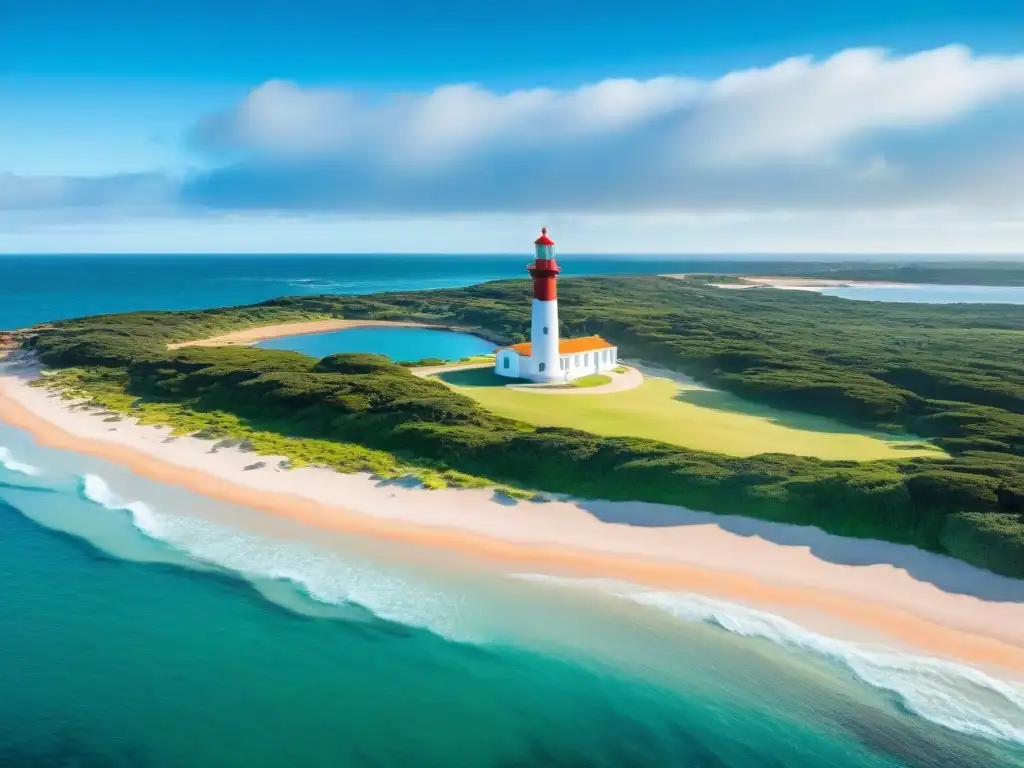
[257,325,497,362]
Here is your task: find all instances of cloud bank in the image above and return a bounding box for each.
[7,44,1024,223]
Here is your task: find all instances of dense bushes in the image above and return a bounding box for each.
[313,353,402,375]
[24,276,1024,578]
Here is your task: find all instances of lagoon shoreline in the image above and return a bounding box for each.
[2,357,1024,678]
[167,318,506,349]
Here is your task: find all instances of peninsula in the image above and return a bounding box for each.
[6,262,1021,583]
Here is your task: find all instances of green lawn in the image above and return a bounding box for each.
[572,374,612,388]
[436,369,946,461]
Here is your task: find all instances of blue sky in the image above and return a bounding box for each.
[4,0,1024,253]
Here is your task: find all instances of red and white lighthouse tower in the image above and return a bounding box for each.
[527,227,561,382]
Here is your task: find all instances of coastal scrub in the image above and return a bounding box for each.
[22,276,1024,578]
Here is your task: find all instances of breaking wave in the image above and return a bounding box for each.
[517,575,1024,746]
[78,474,478,641]
[0,446,42,476]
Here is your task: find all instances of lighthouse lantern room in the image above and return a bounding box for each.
[495,228,619,383]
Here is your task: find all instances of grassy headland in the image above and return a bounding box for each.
[21,276,1024,578]
[438,372,943,460]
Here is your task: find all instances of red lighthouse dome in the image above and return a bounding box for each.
[529,227,560,302]
[534,227,555,246]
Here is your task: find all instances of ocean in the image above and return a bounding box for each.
[0,253,743,331]
[4,253,1024,332]
[2,254,1024,767]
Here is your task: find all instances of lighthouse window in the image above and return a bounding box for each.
[543,326,549,335]
[538,362,546,372]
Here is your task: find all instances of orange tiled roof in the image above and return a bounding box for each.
[505,335,613,356]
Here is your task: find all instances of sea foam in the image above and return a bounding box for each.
[0,446,42,477]
[517,575,1024,746]
[79,474,479,641]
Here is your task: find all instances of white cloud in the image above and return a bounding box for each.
[686,45,1024,164]
[6,43,1024,255]
[195,45,1024,170]
[194,76,702,167]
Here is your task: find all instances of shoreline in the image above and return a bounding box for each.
[741,276,911,289]
[661,275,912,289]
[168,318,502,349]
[2,363,1024,676]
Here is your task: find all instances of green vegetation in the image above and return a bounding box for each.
[23,276,1024,578]
[399,357,448,367]
[571,374,612,388]
[442,375,943,460]
[401,354,496,368]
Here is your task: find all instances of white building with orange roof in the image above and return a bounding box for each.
[494,228,619,383]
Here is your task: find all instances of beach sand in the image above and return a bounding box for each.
[168,319,483,349]
[2,358,1024,676]
[661,275,910,290]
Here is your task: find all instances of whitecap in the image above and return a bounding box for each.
[0,446,42,476]
[79,474,480,641]
[516,575,1024,745]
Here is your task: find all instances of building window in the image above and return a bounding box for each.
[538,362,546,372]
[584,353,589,365]
[574,355,580,366]
[543,326,548,335]
[503,356,510,369]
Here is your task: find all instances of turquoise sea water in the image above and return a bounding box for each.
[3,254,1023,332]
[3,255,1024,766]
[258,326,497,362]
[2,425,1023,767]
[0,254,759,330]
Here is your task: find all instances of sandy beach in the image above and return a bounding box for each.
[168,318,497,349]
[662,275,911,290]
[2,356,1024,676]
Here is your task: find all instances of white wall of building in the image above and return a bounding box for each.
[557,346,618,381]
[495,345,618,381]
[495,349,521,378]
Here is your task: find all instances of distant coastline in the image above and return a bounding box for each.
[663,275,914,290]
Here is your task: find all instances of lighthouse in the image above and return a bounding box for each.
[494,228,618,383]
[527,227,561,382]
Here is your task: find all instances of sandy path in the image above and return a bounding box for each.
[2,362,1024,675]
[418,363,644,395]
[505,366,642,395]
